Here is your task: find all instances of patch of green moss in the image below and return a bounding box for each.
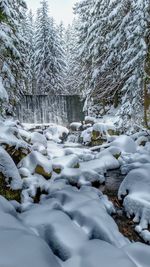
[92,130,101,141]
[107,129,116,136]
[35,165,52,180]
[113,153,121,160]
[53,168,62,174]
[74,163,80,168]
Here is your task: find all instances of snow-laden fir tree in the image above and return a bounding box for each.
[74,0,150,129]
[64,21,81,95]
[74,0,93,99]
[34,0,66,94]
[20,9,35,94]
[0,0,27,108]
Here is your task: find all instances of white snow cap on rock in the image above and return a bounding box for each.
[110,135,137,153]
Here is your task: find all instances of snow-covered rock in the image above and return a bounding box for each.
[52,154,79,172]
[63,240,136,267]
[110,135,137,153]
[70,122,82,131]
[44,124,69,143]
[0,146,22,189]
[30,132,47,147]
[93,122,116,136]
[81,127,93,145]
[84,116,96,125]
[118,165,150,241]
[18,151,52,178]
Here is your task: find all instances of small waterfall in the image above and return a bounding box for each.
[16,95,84,125]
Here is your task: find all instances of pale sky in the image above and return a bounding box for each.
[25,0,77,26]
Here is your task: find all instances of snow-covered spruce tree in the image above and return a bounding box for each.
[75,0,150,129]
[89,0,134,116]
[64,21,81,95]
[0,0,27,110]
[120,0,149,129]
[74,0,93,99]
[144,1,150,128]
[34,0,66,94]
[20,9,35,94]
[85,0,113,115]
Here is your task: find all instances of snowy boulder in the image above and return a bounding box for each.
[123,242,150,267]
[51,187,128,248]
[64,147,95,161]
[80,151,120,177]
[91,122,116,145]
[118,165,150,240]
[60,167,105,187]
[0,120,29,149]
[0,229,61,267]
[52,154,79,173]
[135,136,149,146]
[63,240,136,267]
[104,146,122,159]
[96,150,120,170]
[93,122,116,136]
[20,208,88,261]
[0,196,17,216]
[44,124,69,143]
[110,135,137,153]
[81,127,93,145]
[32,143,47,155]
[84,116,96,125]
[0,120,30,163]
[0,147,22,190]
[30,132,47,148]
[70,122,82,131]
[18,151,52,179]
[18,128,31,143]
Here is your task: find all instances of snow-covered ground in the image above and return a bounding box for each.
[0,118,150,266]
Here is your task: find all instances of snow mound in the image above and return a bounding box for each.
[80,151,120,175]
[0,146,22,189]
[63,240,136,267]
[18,151,52,178]
[30,132,47,147]
[84,116,96,124]
[52,154,79,171]
[93,122,116,135]
[21,208,88,261]
[123,242,150,267]
[44,124,69,143]
[0,119,29,149]
[64,147,95,161]
[0,229,61,267]
[70,122,82,131]
[110,135,137,153]
[81,127,93,144]
[118,165,150,241]
[50,187,128,248]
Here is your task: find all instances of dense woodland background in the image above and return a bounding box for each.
[0,0,150,130]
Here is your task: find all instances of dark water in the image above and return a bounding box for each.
[16,95,84,125]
